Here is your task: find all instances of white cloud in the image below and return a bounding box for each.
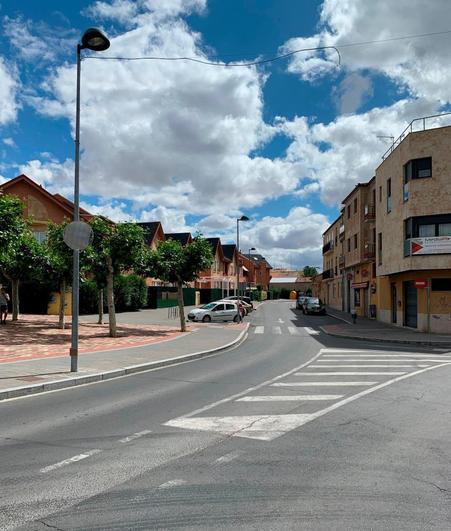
[333,73,373,114]
[3,137,16,147]
[80,200,134,222]
[0,57,18,125]
[283,0,451,103]
[31,9,305,216]
[18,158,74,196]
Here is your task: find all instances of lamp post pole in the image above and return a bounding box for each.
[70,28,110,372]
[248,247,256,294]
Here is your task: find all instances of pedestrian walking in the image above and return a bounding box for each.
[0,285,10,324]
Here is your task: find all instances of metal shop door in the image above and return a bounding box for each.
[391,283,397,323]
[403,281,417,328]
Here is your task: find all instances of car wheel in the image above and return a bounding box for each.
[202,315,211,323]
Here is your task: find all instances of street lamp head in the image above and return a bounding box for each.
[250,247,256,251]
[81,28,110,51]
[238,215,250,222]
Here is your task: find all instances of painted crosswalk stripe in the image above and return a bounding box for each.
[237,395,344,401]
[272,381,378,387]
[272,326,282,335]
[40,449,101,474]
[288,326,298,335]
[310,364,419,368]
[304,327,319,335]
[254,326,264,334]
[295,371,406,376]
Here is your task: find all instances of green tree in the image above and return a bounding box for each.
[303,265,318,278]
[46,222,73,329]
[85,217,147,337]
[147,236,214,332]
[0,194,26,248]
[0,230,46,320]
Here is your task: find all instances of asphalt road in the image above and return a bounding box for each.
[1,301,451,530]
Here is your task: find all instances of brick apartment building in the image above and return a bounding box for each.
[319,117,451,333]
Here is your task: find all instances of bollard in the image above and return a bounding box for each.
[351,309,357,324]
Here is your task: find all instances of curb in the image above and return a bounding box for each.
[319,326,451,349]
[0,323,250,402]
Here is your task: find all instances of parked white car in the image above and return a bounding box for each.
[187,301,241,322]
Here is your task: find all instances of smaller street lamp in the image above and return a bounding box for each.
[235,215,250,322]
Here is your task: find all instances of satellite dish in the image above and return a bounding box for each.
[63,221,93,251]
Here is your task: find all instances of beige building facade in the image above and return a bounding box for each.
[320,120,451,333]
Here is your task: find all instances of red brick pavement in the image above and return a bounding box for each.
[0,314,186,363]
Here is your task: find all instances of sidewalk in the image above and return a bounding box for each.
[0,309,248,401]
[322,307,451,347]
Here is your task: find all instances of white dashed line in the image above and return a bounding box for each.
[236,395,343,401]
[295,371,406,376]
[304,327,319,335]
[254,326,264,334]
[272,326,282,335]
[272,381,378,387]
[318,358,418,362]
[118,430,152,443]
[40,449,101,474]
[310,364,423,368]
[158,479,187,489]
[214,450,242,464]
[287,326,298,335]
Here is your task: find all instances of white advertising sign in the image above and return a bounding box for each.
[411,236,451,255]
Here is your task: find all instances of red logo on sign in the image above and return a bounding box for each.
[411,241,423,254]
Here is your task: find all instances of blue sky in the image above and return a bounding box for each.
[1,0,450,268]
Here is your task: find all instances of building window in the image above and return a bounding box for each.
[354,198,358,214]
[32,231,47,243]
[347,205,351,219]
[439,223,451,236]
[404,157,432,181]
[406,214,451,239]
[418,224,435,237]
[378,232,382,265]
[379,186,382,203]
[354,234,358,250]
[347,238,351,252]
[386,178,392,213]
[431,279,451,291]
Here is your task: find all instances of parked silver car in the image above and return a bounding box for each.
[302,297,326,315]
[187,301,240,322]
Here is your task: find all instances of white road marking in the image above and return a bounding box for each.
[278,318,284,323]
[118,430,152,443]
[310,364,419,368]
[214,450,242,464]
[295,371,406,376]
[273,381,378,387]
[318,358,419,362]
[304,327,319,335]
[272,326,282,335]
[40,449,101,473]
[166,414,315,441]
[158,479,187,489]
[254,326,264,334]
[324,353,451,359]
[237,395,344,401]
[288,326,298,335]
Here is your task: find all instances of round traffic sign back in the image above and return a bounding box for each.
[63,221,93,251]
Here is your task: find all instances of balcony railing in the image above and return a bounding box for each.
[363,242,375,260]
[322,269,333,280]
[364,204,375,221]
[339,225,345,241]
[339,255,345,267]
[322,241,333,254]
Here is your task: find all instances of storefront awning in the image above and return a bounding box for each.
[351,281,369,289]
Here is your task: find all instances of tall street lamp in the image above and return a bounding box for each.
[248,247,256,293]
[235,215,249,321]
[70,28,110,373]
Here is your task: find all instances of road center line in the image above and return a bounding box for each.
[118,430,152,443]
[40,449,102,474]
[318,358,419,362]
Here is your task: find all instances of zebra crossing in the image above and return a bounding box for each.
[165,347,451,441]
[253,325,319,336]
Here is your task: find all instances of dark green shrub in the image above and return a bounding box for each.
[80,280,100,315]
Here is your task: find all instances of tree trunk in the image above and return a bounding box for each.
[11,278,19,321]
[58,279,66,329]
[106,258,116,337]
[177,280,186,332]
[97,289,104,325]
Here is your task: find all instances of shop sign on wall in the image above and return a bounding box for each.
[411,236,451,255]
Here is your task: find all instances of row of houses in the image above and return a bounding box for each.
[315,117,451,334]
[0,174,272,304]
